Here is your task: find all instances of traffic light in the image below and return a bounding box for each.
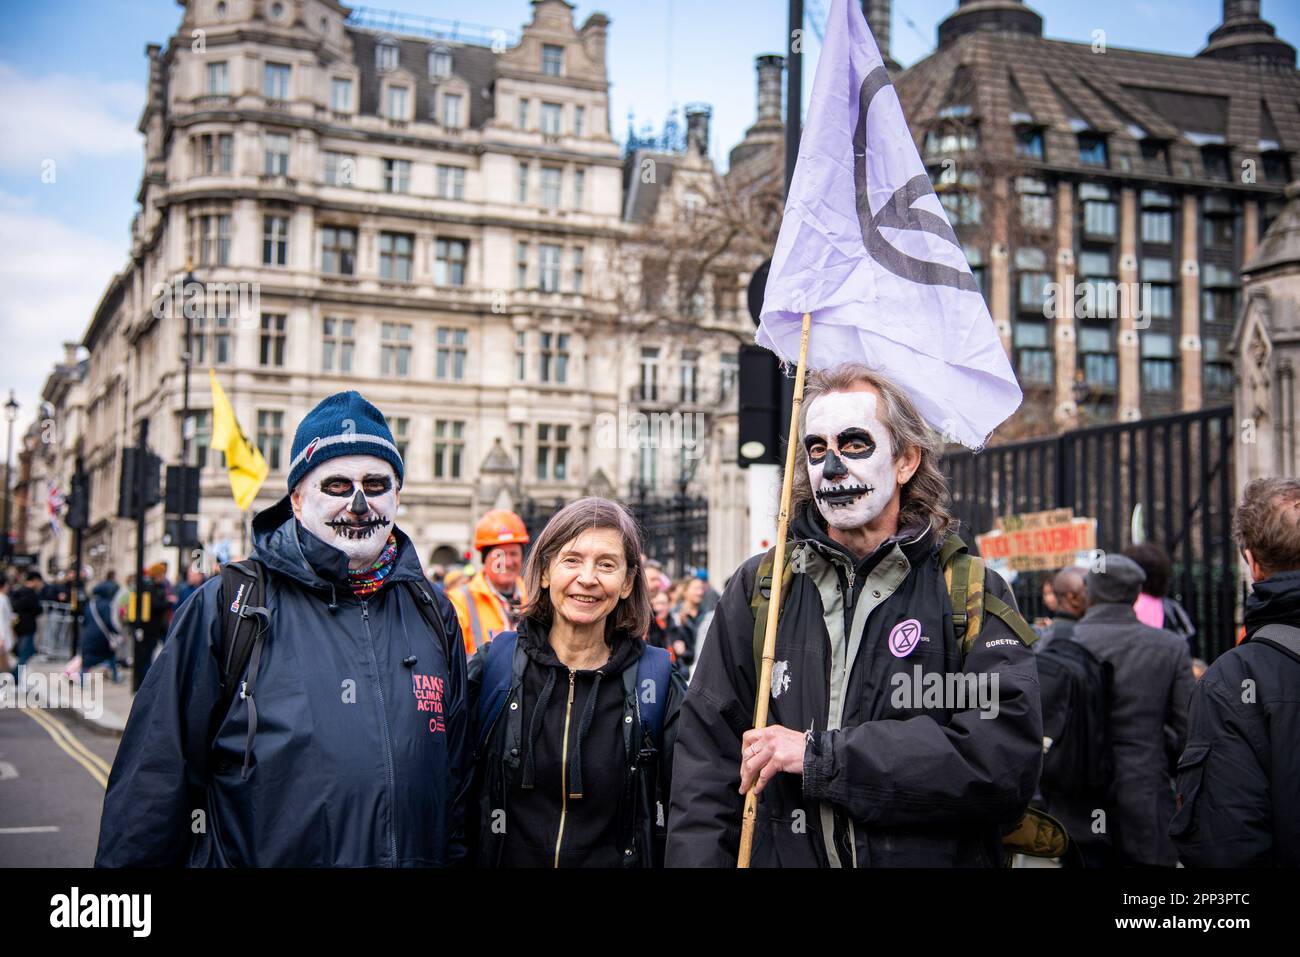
[165,465,201,516]
[117,447,162,518]
[738,258,795,468]
[65,471,88,530]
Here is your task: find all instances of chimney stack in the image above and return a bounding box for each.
[756,54,785,123]
[685,103,712,158]
[863,1,895,69]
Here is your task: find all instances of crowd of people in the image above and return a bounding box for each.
[32,376,1291,869]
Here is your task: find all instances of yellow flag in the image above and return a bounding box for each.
[209,369,268,511]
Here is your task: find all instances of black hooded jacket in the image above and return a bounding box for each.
[1171,570,1300,866]
[667,504,1043,868]
[96,497,471,867]
[468,619,686,867]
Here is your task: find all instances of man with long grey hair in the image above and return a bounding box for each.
[667,363,1043,867]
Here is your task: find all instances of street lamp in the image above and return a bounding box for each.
[3,390,19,561]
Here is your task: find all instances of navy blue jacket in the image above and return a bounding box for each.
[95,497,471,867]
[80,581,121,663]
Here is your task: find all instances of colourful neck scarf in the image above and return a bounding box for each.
[349,535,398,597]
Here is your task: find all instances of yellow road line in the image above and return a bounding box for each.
[22,709,110,790]
[27,704,114,777]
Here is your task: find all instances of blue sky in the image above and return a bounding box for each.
[1,0,1297,435]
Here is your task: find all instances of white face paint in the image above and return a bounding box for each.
[803,390,897,530]
[290,454,398,569]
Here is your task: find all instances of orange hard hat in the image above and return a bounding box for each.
[474,509,530,551]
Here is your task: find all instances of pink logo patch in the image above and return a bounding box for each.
[888,618,923,658]
[304,436,322,461]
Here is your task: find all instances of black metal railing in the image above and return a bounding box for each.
[944,406,1237,661]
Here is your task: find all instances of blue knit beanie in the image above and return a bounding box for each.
[287,391,404,492]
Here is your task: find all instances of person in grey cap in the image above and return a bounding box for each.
[1044,553,1194,867]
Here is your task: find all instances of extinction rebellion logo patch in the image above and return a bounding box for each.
[888,618,923,658]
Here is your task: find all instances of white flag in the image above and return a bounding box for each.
[758,0,1022,449]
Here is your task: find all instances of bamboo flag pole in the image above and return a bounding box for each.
[737,310,812,869]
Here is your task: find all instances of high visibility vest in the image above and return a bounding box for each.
[447,572,526,656]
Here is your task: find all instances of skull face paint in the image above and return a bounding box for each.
[291,454,398,568]
[803,390,896,530]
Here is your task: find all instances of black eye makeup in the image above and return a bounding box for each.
[835,428,877,459]
[319,474,393,497]
[803,435,829,463]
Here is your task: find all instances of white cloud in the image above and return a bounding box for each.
[0,61,142,175]
[0,192,125,434]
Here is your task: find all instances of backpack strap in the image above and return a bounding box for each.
[1251,623,1300,665]
[634,644,674,750]
[403,580,450,655]
[750,544,797,681]
[940,533,1037,659]
[213,560,269,780]
[476,630,521,749]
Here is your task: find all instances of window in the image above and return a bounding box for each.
[1262,150,1292,185]
[539,332,569,384]
[541,102,562,135]
[680,350,700,403]
[1078,134,1109,167]
[264,62,290,100]
[515,332,527,381]
[1078,250,1113,279]
[1015,127,1044,161]
[639,347,660,401]
[1201,288,1238,322]
[1201,207,1236,249]
[539,244,561,292]
[189,211,231,266]
[429,47,452,78]
[192,311,232,365]
[379,232,414,282]
[540,166,561,208]
[264,132,290,176]
[1014,322,1053,386]
[322,317,355,373]
[257,411,284,470]
[1141,139,1170,174]
[1144,284,1173,321]
[380,322,412,377]
[573,168,585,210]
[376,39,398,72]
[383,158,411,194]
[574,105,585,137]
[1203,338,1234,396]
[938,170,981,226]
[388,417,409,462]
[323,150,355,187]
[925,126,979,154]
[1017,177,1052,232]
[195,133,233,174]
[208,61,229,95]
[1017,271,1052,313]
[1141,209,1173,244]
[641,259,667,311]
[183,410,219,469]
[571,247,584,293]
[517,97,529,130]
[436,165,466,200]
[1141,332,1175,393]
[541,44,564,77]
[321,226,357,275]
[517,161,529,203]
[1080,183,1116,239]
[435,327,467,381]
[1202,146,1230,181]
[259,314,286,367]
[516,241,529,289]
[1078,325,1117,390]
[386,85,409,120]
[443,93,463,128]
[720,353,739,399]
[535,423,569,481]
[331,77,352,112]
[434,420,465,479]
[434,238,468,287]
[262,214,289,266]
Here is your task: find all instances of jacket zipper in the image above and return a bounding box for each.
[360,599,400,867]
[553,669,577,868]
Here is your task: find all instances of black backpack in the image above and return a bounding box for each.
[1035,638,1114,796]
[211,560,449,779]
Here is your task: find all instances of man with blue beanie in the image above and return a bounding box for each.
[97,391,472,867]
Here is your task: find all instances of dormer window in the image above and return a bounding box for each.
[1202,145,1230,181]
[386,85,409,121]
[1077,133,1108,168]
[376,39,398,72]
[542,44,564,77]
[429,47,452,79]
[443,92,464,129]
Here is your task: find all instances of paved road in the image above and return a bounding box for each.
[0,705,119,867]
